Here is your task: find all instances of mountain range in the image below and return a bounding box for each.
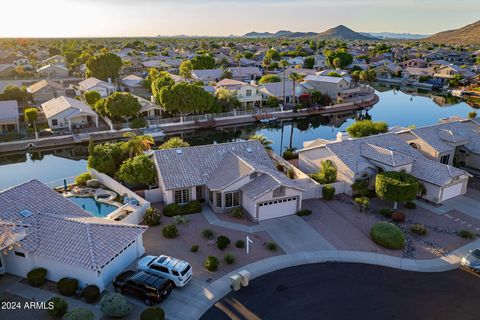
[424,20,480,45]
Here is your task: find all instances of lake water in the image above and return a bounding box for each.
[0,87,475,190]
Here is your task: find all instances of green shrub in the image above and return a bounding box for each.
[391,211,405,223]
[351,179,369,197]
[82,285,100,303]
[355,196,369,212]
[458,230,475,239]
[130,117,147,129]
[379,208,393,217]
[322,185,335,200]
[230,207,244,219]
[162,224,179,239]
[63,307,95,320]
[144,207,161,226]
[404,201,416,209]
[296,209,312,216]
[410,224,427,236]
[140,307,165,320]
[27,268,47,287]
[375,171,419,205]
[74,172,92,186]
[309,160,337,184]
[202,229,214,239]
[216,235,231,250]
[286,168,295,179]
[346,120,388,138]
[46,296,68,317]
[235,240,245,248]
[370,222,406,250]
[163,200,202,217]
[266,241,277,251]
[190,245,199,252]
[205,256,219,271]
[282,150,298,160]
[173,215,190,225]
[100,293,133,318]
[57,278,79,296]
[224,254,235,265]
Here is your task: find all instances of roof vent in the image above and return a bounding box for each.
[19,209,33,218]
[175,149,183,154]
[246,147,253,153]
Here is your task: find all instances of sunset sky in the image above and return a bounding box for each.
[1,0,479,37]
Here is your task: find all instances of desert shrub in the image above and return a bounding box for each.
[162,224,179,239]
[296,209,312,216]
[202,229,214,239]
[27,268,47,287]
[231,207,244,219]
[235,240,245,248]
[276,163,284,171]
[355,196,370,212]
[63,307,95,320]
[410,224,427,236]
[100,293,133,318]
[224,254,235,265]
[163,201,201,217]
[130,117,147,129]
[404,201,416,209]
[216,235,231,250]
[370,222,406,250]
[266,241,277,251]
[82,285,100,303]
[286,168,295,179]
[282,150,298,160]
[190,245,199,252]
[205,256,219,271]
[140,307,165,320]
[74,172,92,186]
[57,278,79,296]
[144,207,161,226]
[173,215,190,225]
[322,185,335,200]
[46,296,68,317]
[379,208,393,218]
[458,230,476,239]
[391,211,405,223]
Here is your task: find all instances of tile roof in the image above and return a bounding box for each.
[41,96,97,119]
[0,180,146,271]
[27,79,63,94]
[206,152,254,190]
[79,77,113,90]
[0,100,19,121]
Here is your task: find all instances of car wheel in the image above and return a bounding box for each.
[144,298,153,306]
[115,286,122,293]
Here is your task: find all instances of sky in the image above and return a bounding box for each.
[0,0,479,38]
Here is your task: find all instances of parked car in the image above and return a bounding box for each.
[461,248,480,273]
[113,270,173,306]
[137,255,193,287]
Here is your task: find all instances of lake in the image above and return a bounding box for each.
[0,87,475,190]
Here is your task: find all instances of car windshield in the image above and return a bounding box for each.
[180,265,191,276]
[471,249,480,259]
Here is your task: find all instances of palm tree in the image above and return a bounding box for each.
[248,134,273,151]
[123,132,154,157]
[159,137,190,150]
[279,60,290,105]
[289,72,305,105]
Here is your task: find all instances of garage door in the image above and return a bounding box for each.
[257,197,298,221]
[441,181,465,202]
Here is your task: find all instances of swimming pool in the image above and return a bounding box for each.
[69,196,119,217]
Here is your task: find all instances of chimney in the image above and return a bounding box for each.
[250,80,257,86]
[107,77,112,84]
[151,95,155,103]
[336,131,348,142]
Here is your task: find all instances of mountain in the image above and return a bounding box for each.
[315,25,377,40]
[424,20,480,44]
[364,32,429,40]
[242,31,275,38]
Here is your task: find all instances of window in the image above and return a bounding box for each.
[172,270,179,276]
[440,154,450,164]
[51,119,58,126]
[225,191,240,208]
[409,142,420,149]
[151,265,169,273]
[216,192,222,207]
[174,188,190,204]
[14,251,25,257]
[273,186,285,198]
[246,89,252,96]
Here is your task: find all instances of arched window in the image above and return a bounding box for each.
[409,142,420,150]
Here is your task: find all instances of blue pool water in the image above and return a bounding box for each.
[69,196,118,217]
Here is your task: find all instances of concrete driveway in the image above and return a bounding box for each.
[417,195,480,220]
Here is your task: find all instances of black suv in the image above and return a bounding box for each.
[113,270,173,305]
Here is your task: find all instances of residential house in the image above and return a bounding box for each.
[259,80,296,104]
[27,80,66,103]
[0,100,20,133]
[298,75,372,103]
[0,179,146,291]
[41,96,99,130]
[227,66,262,81]
[433,64,476,85]
[78,77,116,97]
[191,69,223,83]
[37,64,69,78]
[120,75,148,97]
[152,141,304,221]
[399,58,427,68]
[215,79,263,108]
[136,95,162,118]
[41,55,66,67]
[0,64,16,78]
[401,67,434,83]
[372,61,402,79]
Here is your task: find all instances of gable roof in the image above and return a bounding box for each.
[41,96,97,119]
[0,100,19,121]
[27,79,63,94]
[79,77,114,90]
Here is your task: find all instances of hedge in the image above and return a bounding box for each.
[370,222,406,250]
[82,285,101,303]
[322,185,335,200]
[163,200,202,217]
[162,224,179,239]
[27,268,47,287]
[57,277,79,296]
[375,171,418,204]
[46,296,68,317]
[144,207,161,226]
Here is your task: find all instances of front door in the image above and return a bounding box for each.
[196,186,203,201]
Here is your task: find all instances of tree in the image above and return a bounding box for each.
[24,107,38,136]
[324,49,353,69]
[179,60,193,80]
[308,160,337,184]
[87,142,126,176]
[159,137,189,149]
[0,85,30,102]
[346,120,388,138]
[157,82,215,117]
[248,134,273,151]
[289,72,304,105]
[215,87,240,111]
[190,55,215,69]
[375,171,419,210]
[143,68,160,89]
[258,74,281,84]
[85,52,122,81]
[359,70,376,83]
[97,92,141,122]
[304,57,315,69]
[117,154,156,186]
[326,71,341,77]
[122,132,154,157]
[84,91,101,107]
[151,72,175,104]
[265,49,281,62]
